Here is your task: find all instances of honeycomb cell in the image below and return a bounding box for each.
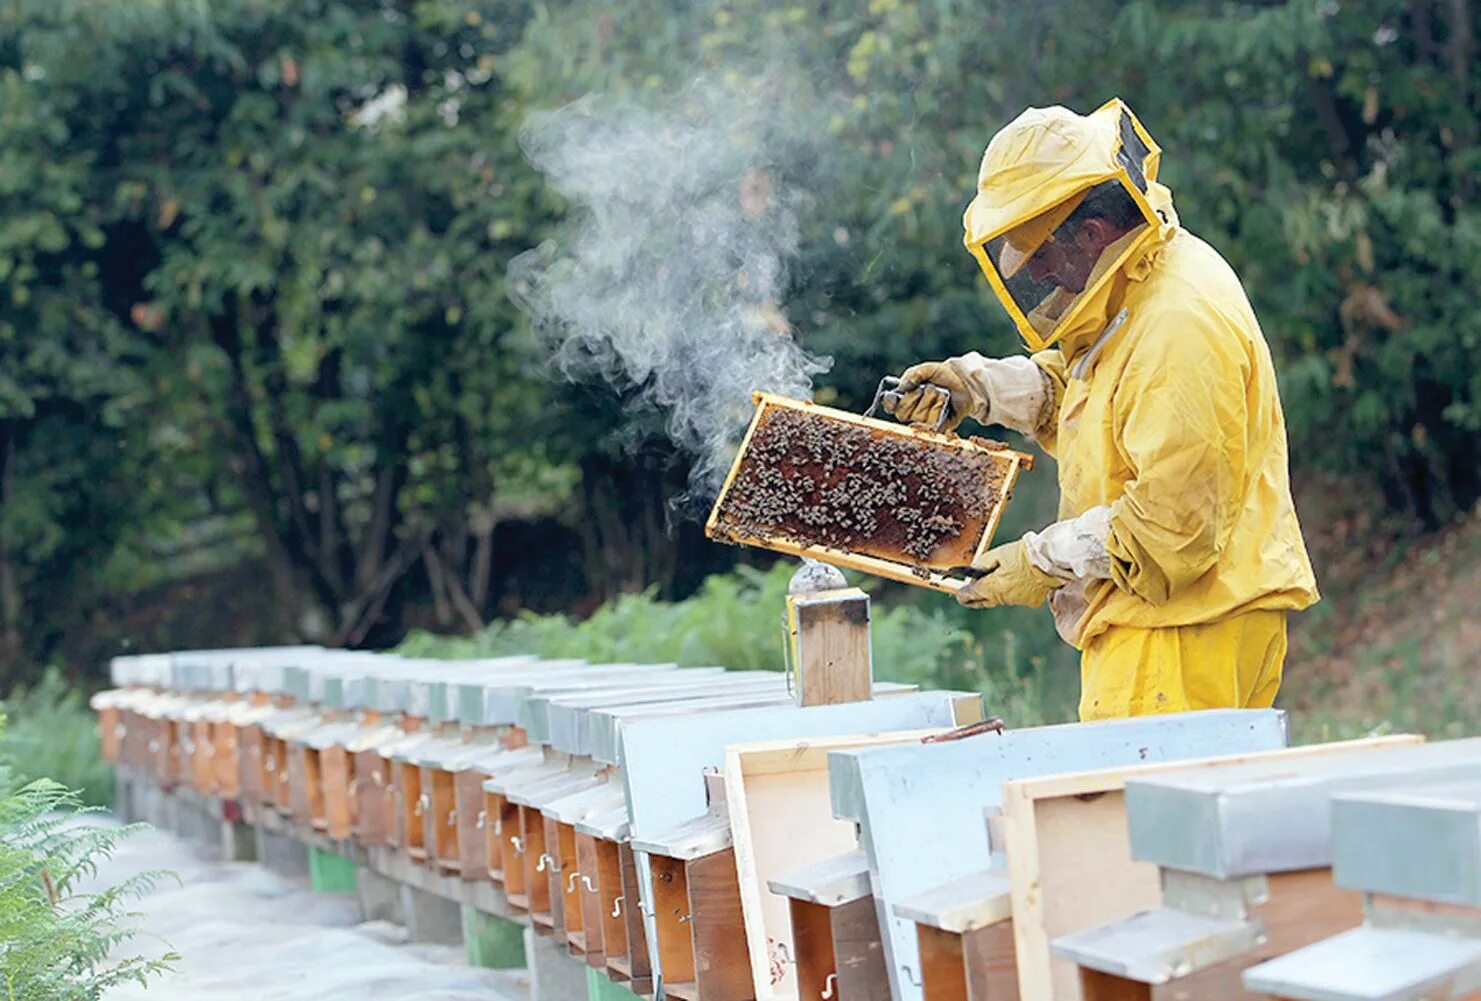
[710,404,1015,569]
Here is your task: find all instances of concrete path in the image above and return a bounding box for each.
[81,817,529,999]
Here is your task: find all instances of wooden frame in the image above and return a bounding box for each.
[705,392,1033,595]
[725,730,944,1001]
[1001,735,1422,1001]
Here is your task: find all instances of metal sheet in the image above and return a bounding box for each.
[1332,778,1481,906]
[586,681,920,765]
[543,673,786,755]
[478,664,684,725]
[1241,925,1481,1001]
[1050,905,1262,983]
[768,850,873,906]
[542,781,623,826]
[505,769,605,810]
[519,667,724,742]
[631,811,731,861]
[893,869,1012,933]
[827,708,1286,1001]
[1126,737,1481,879]
[575,804,630,841]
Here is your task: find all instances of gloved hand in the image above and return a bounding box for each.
[883,359,975,431]
[956,538,1063,609]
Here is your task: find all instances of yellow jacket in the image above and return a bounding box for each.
[1030,197,1318,647]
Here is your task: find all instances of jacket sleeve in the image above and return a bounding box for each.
[1027,349,1068,456]
[1105,304,1248,605]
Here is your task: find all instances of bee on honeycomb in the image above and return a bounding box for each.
[714,406,1009,567]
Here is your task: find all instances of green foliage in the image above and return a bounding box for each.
[2,0,1477,679]
[0,668,113,809]
[0,717,176,999]
[401,561,1078,727]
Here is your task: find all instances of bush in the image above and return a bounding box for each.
[1,668,114,809]
[0,715,176,998]
[401,561,1080,727]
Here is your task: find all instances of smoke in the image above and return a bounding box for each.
[507,73,833,504]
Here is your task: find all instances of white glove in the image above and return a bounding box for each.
[951,353,1056,435]
[1020,506,1113,646]
[1022,505,1113,581]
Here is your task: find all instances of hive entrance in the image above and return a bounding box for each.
[706,394,1031,592]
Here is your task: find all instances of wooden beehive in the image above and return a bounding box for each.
[707,393,1032,593]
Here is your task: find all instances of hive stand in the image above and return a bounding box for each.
[723,731,947,1001]
[769,851,892,1001]
[1240,777,1481,1001]
[1051,737,1481,1001]
[825,709,1290,1001]
[620,690,983,999]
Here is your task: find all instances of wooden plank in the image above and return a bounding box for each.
[596,837,629,966]
[1080,969,1151,1001]
[454,769,488,879]
[725,731,946,1001]
[321,745,353,840]
[832,895,891,1001]
[99,707,122,763]
[521,804,552,921]
[287,743,312,824]
[427,767,459,871]
[616,842,653,989]
[793,589,873,708]
[790,899,836,1001]
[688,848,753,1000]
[353,748,390,845]
[576,833,607,967]
[962,922,1018,1000]
[918,925,967,1001]
[1002,735,1423,1001]
[543,814,569,943]
[306,747,327,830]
[651,854,696,984]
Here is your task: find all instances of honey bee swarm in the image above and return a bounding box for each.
[713,406,1010,567]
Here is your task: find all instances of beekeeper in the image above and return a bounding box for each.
[884,99,1318,720]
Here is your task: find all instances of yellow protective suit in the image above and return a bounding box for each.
[960,99,1319,720]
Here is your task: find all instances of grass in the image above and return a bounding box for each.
[0,668,113,808]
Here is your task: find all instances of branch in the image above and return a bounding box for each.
[335,539,419,647]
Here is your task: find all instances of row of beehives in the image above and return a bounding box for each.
[93,647,1481,1001]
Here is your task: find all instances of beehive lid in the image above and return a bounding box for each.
[707,393,1031,593]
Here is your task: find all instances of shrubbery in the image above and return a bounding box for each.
[402,561,1080,727]
[0,711,175,998]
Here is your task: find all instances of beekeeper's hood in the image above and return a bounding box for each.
[963,98,1177,353]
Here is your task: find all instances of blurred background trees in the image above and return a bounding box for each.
[1,0,1477,699]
